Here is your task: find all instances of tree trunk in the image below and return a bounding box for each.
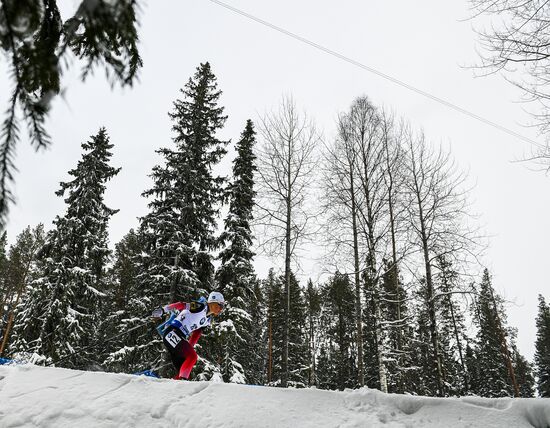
[418,220,445,396]
[385,141,403,393]
[309,308,315,386]
[489,287,520,397]
[282,143,292,388]
[267,314,273,383]
[350,163,364,387]
[361,153,388,394]
[441,270,469,393]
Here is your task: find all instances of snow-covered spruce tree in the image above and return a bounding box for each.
[511,342,535,397]
[265,271,308,387]
[247,280,267,385]
[0,232,9,333]
[408,278,439,396]
[473,269,516,397]
[316,343,337,390]
[100,229,150,373]
[534,294,550,397]
[319,272,358,391]
[264,269,285,385]
[11,128,119,368]
[1,224,46,357]
[285,272,309,387]
[133,62,229,377]
[379,259,414,394]
[212,119,258,384]
[434,256,469,396]
[304,279,321,387]
[464,343,481,395]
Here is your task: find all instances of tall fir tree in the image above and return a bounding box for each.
[534,294,550,396]
[131,62,229,375]
[212,119,258,383]
[11,128,119,368]
[473,269,515,397]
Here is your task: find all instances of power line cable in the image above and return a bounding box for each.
[207,0,548,151]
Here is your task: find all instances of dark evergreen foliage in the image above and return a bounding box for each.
[379,259,412,393]
[264,271,308,387]
[362,270,381,390]
[263,268,284,385]
[247,281,267,385]
[409,279,440,396]
[0,0,142,226]
[512,347,535,398]
[473,269,513,397]
[434,256,469,396]
[1,224,45,356]
[101,229,155,374]
[304,279,321,387]
[535,294,550,397]
[213,119,258,383]
[139,61,228,301]
[0,231,10,340]
[319,272,357,390]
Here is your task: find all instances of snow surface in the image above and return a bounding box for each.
[0,364,549,428]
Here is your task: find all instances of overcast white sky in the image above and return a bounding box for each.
[1,0,549,361]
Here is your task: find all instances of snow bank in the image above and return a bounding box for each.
[0,364,549,428]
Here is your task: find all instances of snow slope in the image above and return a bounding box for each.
[0,364,549,428]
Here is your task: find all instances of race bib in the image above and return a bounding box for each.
[166,330,182,348]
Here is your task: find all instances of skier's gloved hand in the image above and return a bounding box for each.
[151,307,165,319]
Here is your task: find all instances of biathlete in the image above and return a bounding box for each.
[151,291,225,380]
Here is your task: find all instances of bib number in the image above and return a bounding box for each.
[166,330,182,348]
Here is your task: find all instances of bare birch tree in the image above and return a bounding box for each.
[321,112,366,386]
[255,95,319,387]
[404,130,482,396]
[379,109,413,392]
[350,96,391,393]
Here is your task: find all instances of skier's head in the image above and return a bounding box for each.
[207,291,225,316]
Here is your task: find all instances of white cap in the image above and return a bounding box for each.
[207,291,225,304]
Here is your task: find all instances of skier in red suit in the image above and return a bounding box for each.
[152,291,225,380]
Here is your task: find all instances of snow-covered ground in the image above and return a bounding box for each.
[0,364,549,428]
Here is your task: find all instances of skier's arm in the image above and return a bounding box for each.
[188,329,202,347]
[163,302,188,312]
[151,302,188,318]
